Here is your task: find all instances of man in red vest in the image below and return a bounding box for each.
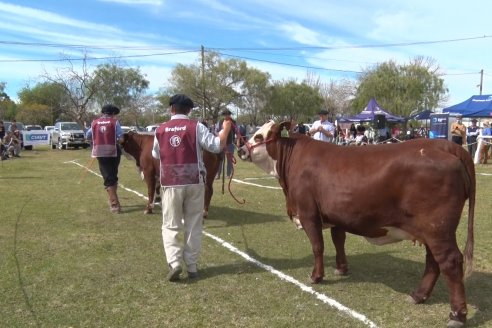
[152,94,232,281]
[86,104,124,213]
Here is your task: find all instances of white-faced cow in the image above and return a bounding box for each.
[121,131,221,217]
[238,121,475,328]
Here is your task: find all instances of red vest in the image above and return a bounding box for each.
[156,119,200,186]
[91,117,118,157]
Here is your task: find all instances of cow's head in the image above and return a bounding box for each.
[120,131,139,162]
[238,120,292,177]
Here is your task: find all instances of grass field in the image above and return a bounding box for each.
[1,145,491,328]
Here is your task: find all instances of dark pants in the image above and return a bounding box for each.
[97,154,121,188]
[451,136,463,145]
[467,138,478,158]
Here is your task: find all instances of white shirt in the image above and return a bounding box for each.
[152,114,222,174]
[311,119,335,142]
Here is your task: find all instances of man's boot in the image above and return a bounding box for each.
[106,185,121,214]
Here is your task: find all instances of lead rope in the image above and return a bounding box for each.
[224,148,245,204]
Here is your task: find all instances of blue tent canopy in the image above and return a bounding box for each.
[442,95,492,117]
[408,109,433,120]
[338,98,406,123]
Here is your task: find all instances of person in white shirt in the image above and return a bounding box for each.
[309,109,335,142]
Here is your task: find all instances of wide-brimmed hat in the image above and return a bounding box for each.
[221,109,232,115]
[318,109,329,115]
[101,104,120,115]
[471,118,477,122]
[169,94,194,108]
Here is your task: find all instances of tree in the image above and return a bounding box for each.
[165,51,265,122]
[17,82,70,124]
[305,72,356,120]
[91,63,149,110]
[352,57,448,117]
[237,68,271,125]
[266,80,324,123]
[41,52,100,125]
[0,82,17,120]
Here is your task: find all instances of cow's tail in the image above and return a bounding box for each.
[459,147,475,280]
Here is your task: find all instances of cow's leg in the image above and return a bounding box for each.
[410,245,440,304]
[330,227,348,275]
[427,239,467,327]
[203,182,213,218]
[301,218,324,284]
[144,175,155,214]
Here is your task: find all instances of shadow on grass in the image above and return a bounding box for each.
[242,247,491,328]
[205,205,283,227]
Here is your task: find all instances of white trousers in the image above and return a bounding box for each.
[161,184,204,273]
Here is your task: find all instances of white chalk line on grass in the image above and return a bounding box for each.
[204,231,378,328]
[68,159,378,328]
[231,178,282,190]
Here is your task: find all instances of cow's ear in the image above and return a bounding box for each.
[278,121,292,137]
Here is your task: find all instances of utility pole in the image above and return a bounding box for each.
[201,45,206,120]
[479,69,484,95]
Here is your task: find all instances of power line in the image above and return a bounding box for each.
[1,34,491,52]
[0,50,199,63]
[217,52,362,74]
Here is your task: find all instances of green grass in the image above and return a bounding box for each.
[1,146,491,327]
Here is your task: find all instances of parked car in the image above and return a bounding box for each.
[51,121,89,150]
[26,124,43,131]
[44,125,55,132]
[145,124,160,132]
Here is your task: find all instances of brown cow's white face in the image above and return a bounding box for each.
[238,120,278,177]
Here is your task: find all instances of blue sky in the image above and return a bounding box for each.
[1,0,491,108]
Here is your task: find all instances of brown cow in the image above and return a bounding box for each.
[238,121,475,327]
[121,131,221,216]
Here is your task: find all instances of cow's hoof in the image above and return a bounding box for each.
[406,295,418,304]
[144,209,153,214]
[203,211,208,218]
[447,319,464,328]
[310,276,323,284]
[408,293,426,304]
[334,268,348,276]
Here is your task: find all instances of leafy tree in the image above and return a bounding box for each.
[16,103,52,126]
[17,82,70,124]
[165,51,264,122]
[238,68,271,126]
[91,63,149,110]
[352,57,448,117]
[266,80,324,123]
[0,82,17,120]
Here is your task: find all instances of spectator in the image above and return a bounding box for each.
[466,119,480,158]
[0,121,6,159]
[85,104,124,214]
[215,109,236,179]
[10,119,18,133]
[478,121,492,164]
[4,130,21,157]
[450,114,466,145]
[152,94,232,281]
[309,109,335,142]
[355,125,368,145]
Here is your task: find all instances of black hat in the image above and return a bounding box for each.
[169,94,194,108]
[318,109,329,115]
[221,109,232,115]
[101,104,120,115]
